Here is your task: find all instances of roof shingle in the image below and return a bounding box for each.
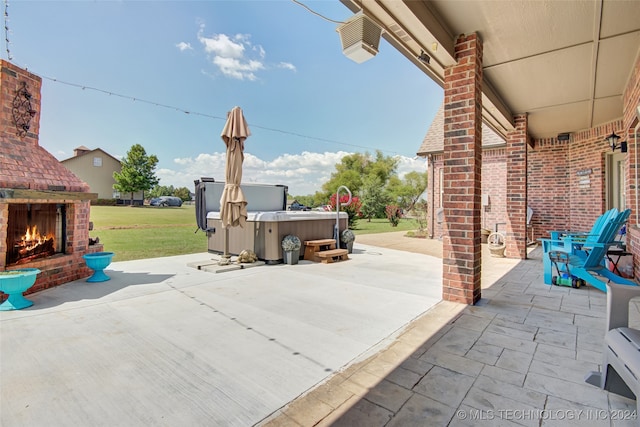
[417,103,505,155]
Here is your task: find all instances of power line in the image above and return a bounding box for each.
[38,73,407,157]
[290,0,345,25]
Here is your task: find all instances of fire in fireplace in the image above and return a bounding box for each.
[6,203,66,266]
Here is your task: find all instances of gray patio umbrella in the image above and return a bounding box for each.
[219,106,251,261]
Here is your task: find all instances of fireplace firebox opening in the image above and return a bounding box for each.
[6,203,66,266]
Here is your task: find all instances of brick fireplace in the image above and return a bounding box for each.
[1,60,103,297]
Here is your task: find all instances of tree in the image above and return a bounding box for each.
[320,151,399,202]
[322,168,362,200]
[387,171,428,212]
[173,187,192,202]
[360,176,390,221]
[113,144,159,205]
[148,185,175,199]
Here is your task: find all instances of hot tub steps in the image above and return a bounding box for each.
[303,239,349,263]
[316,249,349,264]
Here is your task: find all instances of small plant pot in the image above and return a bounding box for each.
[341,241,354,254]
[283,249,300,265]
[83,252,115,282]
[0,268,40,310]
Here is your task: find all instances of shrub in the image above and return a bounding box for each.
[385,205,403,227]
[413,201,429,232]
[91,199,117,206]
[329,194,362,228]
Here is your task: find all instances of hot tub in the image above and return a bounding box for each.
[206,210,348,263]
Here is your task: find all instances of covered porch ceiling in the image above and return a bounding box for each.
[339,0,640,140]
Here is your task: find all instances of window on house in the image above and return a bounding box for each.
[93,157,102,167]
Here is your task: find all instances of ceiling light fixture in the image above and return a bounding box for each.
[336,13,382,64]
[606,132,627,153]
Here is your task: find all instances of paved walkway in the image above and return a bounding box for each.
[261,233,639,426]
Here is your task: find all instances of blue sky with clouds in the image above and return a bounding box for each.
[5,0,443,195]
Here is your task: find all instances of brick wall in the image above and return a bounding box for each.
[429,148,506,240]
[622,49,640,280]
[430,121,631,250]
[481,148,507,232]
[528,121,623,238]
[527,137,571,237]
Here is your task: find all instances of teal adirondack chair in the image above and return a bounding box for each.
[548,208,618,253]
[567,209,636,293]
[540,208,618,285]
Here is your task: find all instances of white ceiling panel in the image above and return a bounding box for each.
[340,0,640,139]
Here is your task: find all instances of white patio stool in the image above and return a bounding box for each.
[585,282,640,414]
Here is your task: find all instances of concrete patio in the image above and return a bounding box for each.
[261,234,639,427]
[1,234,637,426]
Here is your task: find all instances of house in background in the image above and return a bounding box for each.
[61,146,143,204]
[417,104,507,240]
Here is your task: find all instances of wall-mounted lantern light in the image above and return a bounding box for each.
[606,132,627,153]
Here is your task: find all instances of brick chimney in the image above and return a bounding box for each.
[0,60,89,191]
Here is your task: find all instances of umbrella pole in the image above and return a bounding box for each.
[219,227,231,265]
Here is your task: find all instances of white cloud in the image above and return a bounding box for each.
[199,32,245,59]
[396,156,427,178]
[278,62,296,72]
[196,24,295,80]
[175,42,193,51]
[212,56,264,81]
[157,151,426,196]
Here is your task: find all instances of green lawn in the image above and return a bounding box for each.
[351,217,420,234]
[90,205,207,262]
[89,205,421,261]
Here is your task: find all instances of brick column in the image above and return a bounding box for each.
[442,33,483,305]
[505,114,528,259]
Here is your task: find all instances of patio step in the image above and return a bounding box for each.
[316,249,349,264]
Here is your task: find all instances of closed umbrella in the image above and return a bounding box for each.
[219,106,250,263]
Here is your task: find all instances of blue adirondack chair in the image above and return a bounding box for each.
[568,209,636,292]
[540,208,619,285]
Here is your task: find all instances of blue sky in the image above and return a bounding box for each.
[5,0,443,195]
